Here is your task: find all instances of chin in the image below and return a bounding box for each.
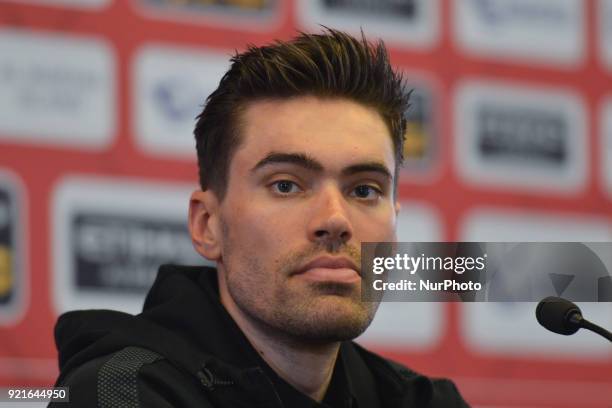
[293,302,376,341]
[297,317,372,343]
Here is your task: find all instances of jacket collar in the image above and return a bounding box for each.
[154,265,434,406]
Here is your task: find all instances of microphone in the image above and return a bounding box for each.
[536,297,612,342]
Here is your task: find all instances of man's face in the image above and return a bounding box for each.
[215,96,399,342]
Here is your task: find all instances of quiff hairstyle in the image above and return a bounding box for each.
[194,28,410,200]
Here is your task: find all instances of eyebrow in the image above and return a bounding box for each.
[341,162,393,181]
[250,152,393,181]
[251,152,323,172]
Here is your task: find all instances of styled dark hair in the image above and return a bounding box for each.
[194,28,409,200]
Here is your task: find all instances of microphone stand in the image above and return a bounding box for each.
[569,314,612,342]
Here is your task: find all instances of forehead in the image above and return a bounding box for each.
[234,96,395,169]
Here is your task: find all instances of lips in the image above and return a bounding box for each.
[294,256,361,283]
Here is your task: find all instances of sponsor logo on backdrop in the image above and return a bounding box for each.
[53,177,207,314]
[460,208,612,241]
[0,29,116,149]
[0,189,14,307]
[462,302,612,358]
[455,80,587,193]
[357,201,442,349]
[601,0,612,70]
[602,98,612,197]
[134,0,278,29]
[322,0,418,17]
[0,170,26,325]
[461,211,612,303]
[459,209,612,357]
[297,0,439,49]
[2,0,110,8]
[396,202,443,242]
[402,84,436,173]
[153,77,201,123]
[478,108,566,164]
[133,46,229,158]
[72,213,201,293]
[454,0,584,66]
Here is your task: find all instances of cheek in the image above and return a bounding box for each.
[226,200,295,260]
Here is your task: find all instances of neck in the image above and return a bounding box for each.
[218,275,339,402]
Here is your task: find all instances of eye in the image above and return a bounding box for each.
[270,180,301,195]
[351,185,382,200]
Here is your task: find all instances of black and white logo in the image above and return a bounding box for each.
[297,0,439,49]
[53,177,207,314]
[0,170,26,326]
[477,108,566,164]
[71,213,201,293]
[454,0,585,66]
[0,29,116,149]
[455,80,587,193]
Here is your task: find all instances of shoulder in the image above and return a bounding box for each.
[347,342,470,408]
[52,346,212,408]
[382,357,470,407]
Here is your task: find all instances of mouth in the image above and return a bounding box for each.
[293,256,361,284]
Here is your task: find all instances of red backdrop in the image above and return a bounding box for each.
[0,1,611,406]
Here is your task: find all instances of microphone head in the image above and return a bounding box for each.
[536,296,582,335]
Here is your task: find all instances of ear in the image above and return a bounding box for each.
[188,189,222,261]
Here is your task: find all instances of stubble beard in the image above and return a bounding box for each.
[220,221,379,344]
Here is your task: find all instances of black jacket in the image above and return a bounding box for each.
[50,264,469,407]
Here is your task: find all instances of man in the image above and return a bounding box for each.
[51,29,469,407]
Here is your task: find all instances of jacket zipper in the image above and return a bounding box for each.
[197,366,235,391]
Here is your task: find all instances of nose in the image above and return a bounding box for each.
[307,184,353,249]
